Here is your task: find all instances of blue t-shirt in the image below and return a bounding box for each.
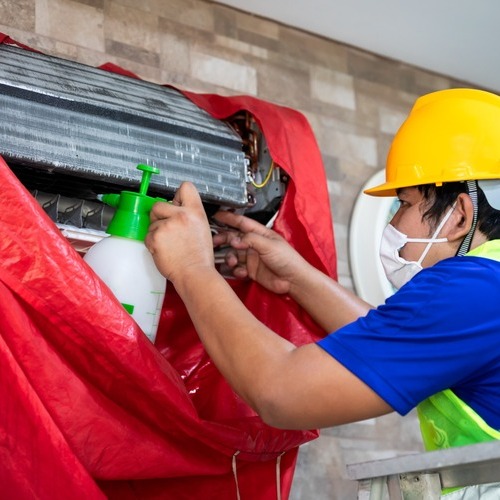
[317,254,500,429]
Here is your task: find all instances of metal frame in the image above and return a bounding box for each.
[347,441,500,499]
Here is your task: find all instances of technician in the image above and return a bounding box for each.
[146,88,500,496]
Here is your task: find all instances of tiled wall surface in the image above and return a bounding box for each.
[1,1,474,498]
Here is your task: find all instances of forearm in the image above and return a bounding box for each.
[288,262,373,332]
[171,265,385,430]
[146,190,388,431]
[172,267,295,413]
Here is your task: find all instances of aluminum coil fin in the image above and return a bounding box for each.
[0,45,248,207]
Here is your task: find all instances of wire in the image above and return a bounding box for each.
[251,160,275,188]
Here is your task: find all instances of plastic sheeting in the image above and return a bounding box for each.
[0,34,337,499]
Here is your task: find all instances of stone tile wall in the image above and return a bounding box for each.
[0,1,476,498]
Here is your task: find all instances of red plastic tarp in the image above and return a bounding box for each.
[0,34,337,499]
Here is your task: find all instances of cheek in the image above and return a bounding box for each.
[398,244,411,260]
[399,242,426,262]
[398,242,411,260]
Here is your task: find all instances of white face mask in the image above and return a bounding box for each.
[380,204,455,290]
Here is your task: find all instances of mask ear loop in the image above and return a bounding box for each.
[457,180,478,256]
[415,201,457,265]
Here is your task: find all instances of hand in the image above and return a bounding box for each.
[145,182,214,283]
[212,211,309,295]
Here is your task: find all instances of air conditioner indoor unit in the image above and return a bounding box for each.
[0,44,286,252]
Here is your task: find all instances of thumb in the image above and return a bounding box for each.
[172,181,203,208]
[149,182,203,222]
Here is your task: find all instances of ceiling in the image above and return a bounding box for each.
[216,0,500,93]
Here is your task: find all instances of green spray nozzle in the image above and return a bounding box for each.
[101,164,166,241]
[138,164,157,195]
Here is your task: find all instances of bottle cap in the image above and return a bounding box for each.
[102,164,166,241]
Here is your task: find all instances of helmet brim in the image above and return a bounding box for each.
[363,182,399,197]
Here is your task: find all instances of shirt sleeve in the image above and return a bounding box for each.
[316,257,500,416]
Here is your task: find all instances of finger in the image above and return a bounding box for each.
[145,217,169,250]
[236,230,278,255]
[218,262,249,280]
[213,229,245,248]
[213,210,273,237]
[150,200,174,222]
[224,248,246,268]
[233,266,249,279]
[150,182,203,222]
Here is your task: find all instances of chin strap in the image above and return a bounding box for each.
[457,180,479,256]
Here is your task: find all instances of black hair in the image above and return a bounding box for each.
[416,182,500,240]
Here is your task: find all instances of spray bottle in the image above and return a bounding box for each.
[84,164,167,343]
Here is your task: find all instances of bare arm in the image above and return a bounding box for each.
[145,183,392,429]
[213,210,373,332]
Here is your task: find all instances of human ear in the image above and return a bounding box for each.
[446,193,474,242]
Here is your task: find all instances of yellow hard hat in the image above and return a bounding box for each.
[365,88,500,197]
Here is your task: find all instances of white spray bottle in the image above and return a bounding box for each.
[84,164,167,343]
